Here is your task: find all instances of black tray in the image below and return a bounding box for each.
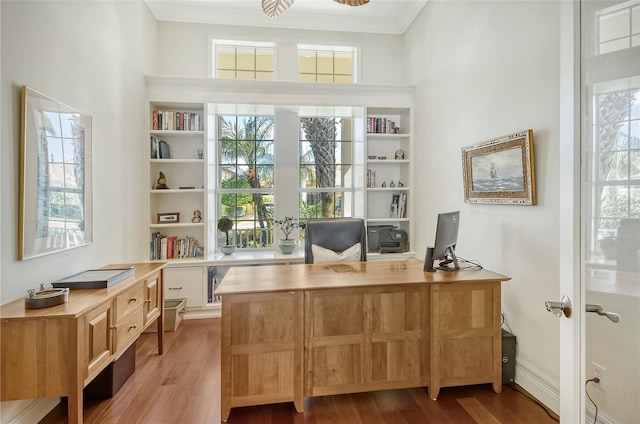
[52,267,135,289]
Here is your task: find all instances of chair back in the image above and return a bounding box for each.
[304,218,367,264]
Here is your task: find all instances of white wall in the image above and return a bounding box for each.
[404,0,562,411]
[156,21,405,84]
[0,1,156,421]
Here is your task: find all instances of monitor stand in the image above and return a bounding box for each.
[436,247,460,271]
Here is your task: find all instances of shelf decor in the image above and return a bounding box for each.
[19,86,93,260]
[462,129,536,205]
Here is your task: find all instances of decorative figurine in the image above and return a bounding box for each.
[390,181,395,187]
[192,210,202,223]
[197,149,204,160]
[398,180,404,187]
[155,172,168,189]
[381,181,387,187]
[395,149,405,160]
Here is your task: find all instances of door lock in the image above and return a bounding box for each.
[545,295,572,318]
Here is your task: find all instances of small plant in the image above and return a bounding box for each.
[217,217,234,245]
[275,216,305,240]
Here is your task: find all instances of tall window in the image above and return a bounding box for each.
[299,116,354,221]
[298,44,355,83]
[213,40,274,80]
[591,87,640,256]
[217,115,275,248]
[596,1,640,54]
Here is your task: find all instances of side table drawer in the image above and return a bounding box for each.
[116,283,144,321]
[164,266,204,308]
[115,306,144,353]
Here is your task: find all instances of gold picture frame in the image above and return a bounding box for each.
[19,86,93,259]
[461,129,536,205]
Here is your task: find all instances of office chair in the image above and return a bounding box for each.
[304,218,367,264]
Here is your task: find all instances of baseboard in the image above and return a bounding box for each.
[183,304,220,320]
[5,398,60,424]
[514,359,560,415]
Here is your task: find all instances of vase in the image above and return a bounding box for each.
[278,239,296,255]
[221,245,236,255]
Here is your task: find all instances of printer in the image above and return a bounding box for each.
[367,225,409,253]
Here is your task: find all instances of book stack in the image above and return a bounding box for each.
[152,110,202,131]
[390,193,408,218]
[150,137,171,159]
[366,169,376,188]
[367,117,399,134]
[151,232,201,260]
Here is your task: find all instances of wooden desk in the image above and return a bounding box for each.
[0,262,166,424]
[217,259,510,421]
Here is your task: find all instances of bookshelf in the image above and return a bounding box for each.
[365,107,413,257]
[148,102,206,261]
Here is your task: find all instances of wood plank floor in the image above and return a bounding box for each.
[40,318,558,424]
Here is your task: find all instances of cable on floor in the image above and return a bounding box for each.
[506,384,559,422]
[586,377,599,424]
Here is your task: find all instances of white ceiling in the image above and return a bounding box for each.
[144,0,428,34]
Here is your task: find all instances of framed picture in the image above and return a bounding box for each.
[461,129,536,205]
[19,86,93,260]
[157,212,180,224]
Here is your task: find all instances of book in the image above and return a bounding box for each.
[158,140,170,159]
[52,267,136,289]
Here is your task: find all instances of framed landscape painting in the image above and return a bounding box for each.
[461,129,536,205]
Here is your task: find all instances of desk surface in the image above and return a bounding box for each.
[0,262,166,320]
[217,258,510,295]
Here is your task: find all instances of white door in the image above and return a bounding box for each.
[558,1,640,423]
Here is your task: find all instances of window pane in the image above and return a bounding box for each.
[600,38,630,54]
[631,186,640,218]
[334,75,352,84]
[631,150,640,179]
[299,191,347,219]
[631,120,640,148]
[236,71,255,80]
[334,52,352,75]
[316,51,333,74]
[217,69,236,79]
[631,90,640,119]
[317,74,334,83]
[255,48,273,72]
[217,46,236,70]
[600,9,630,42]
[236,47,255,70]
[299,73,316,82]
[299,50,316,74]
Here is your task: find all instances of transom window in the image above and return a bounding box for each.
[212,40,274,80]
[597,1,640,54]
[298,44,355,83]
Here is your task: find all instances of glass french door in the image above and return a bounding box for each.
[560,1,640,423]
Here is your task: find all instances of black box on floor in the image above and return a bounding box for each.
[502,329,516,385]
[84,341,136,400]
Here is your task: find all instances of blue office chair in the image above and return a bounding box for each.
[304,218,367,264]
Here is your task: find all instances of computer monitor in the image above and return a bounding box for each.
[423,211,460,272]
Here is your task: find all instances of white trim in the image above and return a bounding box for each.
[514,359,560,415]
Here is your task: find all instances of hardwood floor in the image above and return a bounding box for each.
[40,318,558,424]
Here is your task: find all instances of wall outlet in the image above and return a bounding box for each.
[592,362,606,391]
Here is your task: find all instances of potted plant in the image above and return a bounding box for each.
[217,217,236,255]
[275,216,305,254]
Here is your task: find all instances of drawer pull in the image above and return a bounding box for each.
[110,325,118,330]
[168,287,182,290]
[128,297,138,303]
[129,324,137,331]
[145,299,152,304]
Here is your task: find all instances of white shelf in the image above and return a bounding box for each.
[366,133,411,139]
[366,159,410,164]
[150,188,205,194]
[150,223,205,229]
[150,130,205,136]
[150,159,203,164]
[366,187,410,191]
[367,217,410,222]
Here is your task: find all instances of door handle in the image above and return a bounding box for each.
[586,304,620,323]
[545,295,572,318]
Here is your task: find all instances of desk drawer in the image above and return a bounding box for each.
[115,305,144,353]
[116,283,144,321]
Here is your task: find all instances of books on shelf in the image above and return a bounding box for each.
[152,110,202,131]
[151,232,201,260]
[390,192,407,218]
[150,137,171,159]
[366,169,376,188]
[367,117,399,134]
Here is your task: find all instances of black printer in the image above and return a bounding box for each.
[367,225,409,253]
